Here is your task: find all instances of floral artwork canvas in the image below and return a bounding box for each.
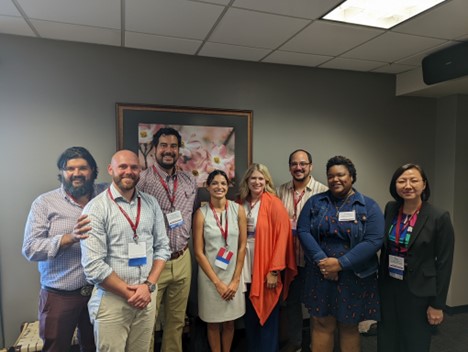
[138,123,235,187]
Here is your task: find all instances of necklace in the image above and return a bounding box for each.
[333,190,354,217]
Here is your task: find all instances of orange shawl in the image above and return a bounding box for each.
[250,192,297,325]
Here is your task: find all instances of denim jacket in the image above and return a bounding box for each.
[297,190,384,278]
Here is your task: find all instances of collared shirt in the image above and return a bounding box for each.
[277,176,328,267]
[137,163,197,252]
[22,183,107,290]
[80,184,171,286]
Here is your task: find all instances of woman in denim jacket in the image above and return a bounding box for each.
[297,155,384,352]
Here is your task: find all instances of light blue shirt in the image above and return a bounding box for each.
[81,184,171,287]
[22,184,107,290]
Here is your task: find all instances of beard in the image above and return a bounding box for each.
[63,176,94,198]
[292,172,310,182]
[156,152,178,170]
[114,174,139,191]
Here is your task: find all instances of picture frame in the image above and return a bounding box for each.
[116,103,253,200]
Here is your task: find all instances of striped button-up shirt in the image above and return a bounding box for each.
[137,164,197,252]
[80,184,171,286]
[22,183,107,290]
[277,176,328,267]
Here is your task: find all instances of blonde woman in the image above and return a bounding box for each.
[238,163,297,352]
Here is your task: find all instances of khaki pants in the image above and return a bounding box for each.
[89,288,157,352]
[150,249,191,352]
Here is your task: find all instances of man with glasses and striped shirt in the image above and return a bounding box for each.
[277,149,327,352]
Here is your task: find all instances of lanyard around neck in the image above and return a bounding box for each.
[153,165,178,207]
[209,201,229,246]
[107,188,141,242]
[292,188,305,219]
[394,205,420,246]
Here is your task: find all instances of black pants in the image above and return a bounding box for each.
[377,276,432,352]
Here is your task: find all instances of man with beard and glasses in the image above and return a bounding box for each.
[277,149,327,352]
[23,146,106,352]
[81,150,171,352]
[137,127,197,352]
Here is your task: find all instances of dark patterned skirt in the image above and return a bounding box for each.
[302,263,380,324]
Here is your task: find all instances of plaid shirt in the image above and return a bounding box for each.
[277,176,328,267]
[22,183,107,290]
[137,163,197,252]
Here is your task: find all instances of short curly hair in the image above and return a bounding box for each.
[326,155,356,184]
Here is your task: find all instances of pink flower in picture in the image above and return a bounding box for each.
[138,123,235,187]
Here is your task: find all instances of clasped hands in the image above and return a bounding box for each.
[127,284,153,310]
[215,280,239,301]
[318,257,341,281]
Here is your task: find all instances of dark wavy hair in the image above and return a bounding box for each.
[152,127,182,148]
[57,146,98,182]
[206,169,229,186]
[326,155,356,184]
[389,163,431,203]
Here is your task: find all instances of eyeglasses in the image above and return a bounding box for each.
[289,162,311,168]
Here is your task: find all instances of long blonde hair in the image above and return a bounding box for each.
[238,163,276,201]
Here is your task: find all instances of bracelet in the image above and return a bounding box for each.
[270,270,279,276]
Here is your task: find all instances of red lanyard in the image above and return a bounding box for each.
[153,166,178,207]
[247,197,261,217]
[209,201,229,245]
[292,189,305,219]
[395,205,420,246]
[107,188,141,242]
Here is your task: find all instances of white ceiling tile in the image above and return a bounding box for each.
[126,31,202,55]
[0,0,21,16]
[17,0,120,29]
[199,42,270,61]
[210,7,309,49]
[126,0,224,40]
[263,50,331,67]
[372,63,417,74]
[394,0,468,40]
[281,20,383,56]
[232,0,342,19]
[320,57,385,72]
[31,20,121,46]
[342,32,447,62]
[0,14,34,36]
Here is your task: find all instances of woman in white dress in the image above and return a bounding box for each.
[193,170,247,352]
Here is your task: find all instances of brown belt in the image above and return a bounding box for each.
[170,244,188,260]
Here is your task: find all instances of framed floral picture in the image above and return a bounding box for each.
[116,103,253,198]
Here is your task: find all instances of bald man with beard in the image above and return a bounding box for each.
[81,150,171,352]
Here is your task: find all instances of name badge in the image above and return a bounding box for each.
[247,217,256,237]
[338,210,356,222]
[166,210,184,229]
[128,242,147,267]
[290,218,297,236]
[215,247,234,270]
[388,254,405,280]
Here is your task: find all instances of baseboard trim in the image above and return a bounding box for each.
[445,305,468,315]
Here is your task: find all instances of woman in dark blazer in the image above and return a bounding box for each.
[377,163,455,352]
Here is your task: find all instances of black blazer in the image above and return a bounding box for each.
[379,201,455,309]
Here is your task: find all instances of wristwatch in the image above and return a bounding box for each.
[144,280,156,293]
